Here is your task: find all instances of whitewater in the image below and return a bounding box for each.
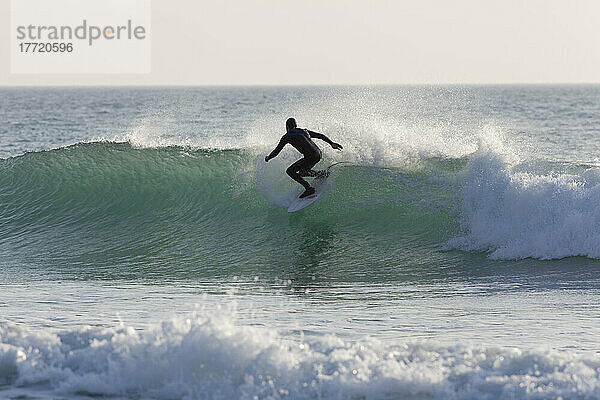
[2,85,600,399]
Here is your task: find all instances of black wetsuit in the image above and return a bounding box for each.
[267,128,334,189]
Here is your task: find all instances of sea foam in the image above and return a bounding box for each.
[447,150,600,260]
[2,311,600,399]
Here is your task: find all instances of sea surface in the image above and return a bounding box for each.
[1,85,600,399]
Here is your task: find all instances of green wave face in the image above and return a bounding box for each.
[0,142,461,282]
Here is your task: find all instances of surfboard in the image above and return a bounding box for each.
[287,162,346,213]
[287,177,327,213]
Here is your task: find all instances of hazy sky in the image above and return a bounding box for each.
[2,0,599,85]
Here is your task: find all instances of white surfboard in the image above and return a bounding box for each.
[287,179,327,213]
[287,162,346,213]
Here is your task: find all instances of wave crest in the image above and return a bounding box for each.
[447,151,600,259]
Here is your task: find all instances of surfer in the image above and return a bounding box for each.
[265,117,343,198]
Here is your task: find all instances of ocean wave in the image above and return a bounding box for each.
[1,311,599,399]
[5,139,600,265]
[0,141,458,278]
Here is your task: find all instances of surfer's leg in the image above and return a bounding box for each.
[286,158,312,189]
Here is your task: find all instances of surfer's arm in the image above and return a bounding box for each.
[307,130,343,150]
[265,137,287,162]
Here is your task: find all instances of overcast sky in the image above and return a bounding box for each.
[1,0,599,85]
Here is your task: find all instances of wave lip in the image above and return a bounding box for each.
[2,313,600,399]
[447,152,600,260]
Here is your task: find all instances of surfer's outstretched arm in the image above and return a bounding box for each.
[307,130,343,150]
[265,137,287,162]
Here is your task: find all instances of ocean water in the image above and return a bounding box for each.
[1,85,600,399]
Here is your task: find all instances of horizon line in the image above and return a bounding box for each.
[1,82,600,88]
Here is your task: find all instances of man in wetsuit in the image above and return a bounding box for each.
[265,117,343,198]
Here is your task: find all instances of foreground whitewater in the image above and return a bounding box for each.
[2,86,600,399]
[2,310,600,400]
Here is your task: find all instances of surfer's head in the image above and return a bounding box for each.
[286,117,297,132]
